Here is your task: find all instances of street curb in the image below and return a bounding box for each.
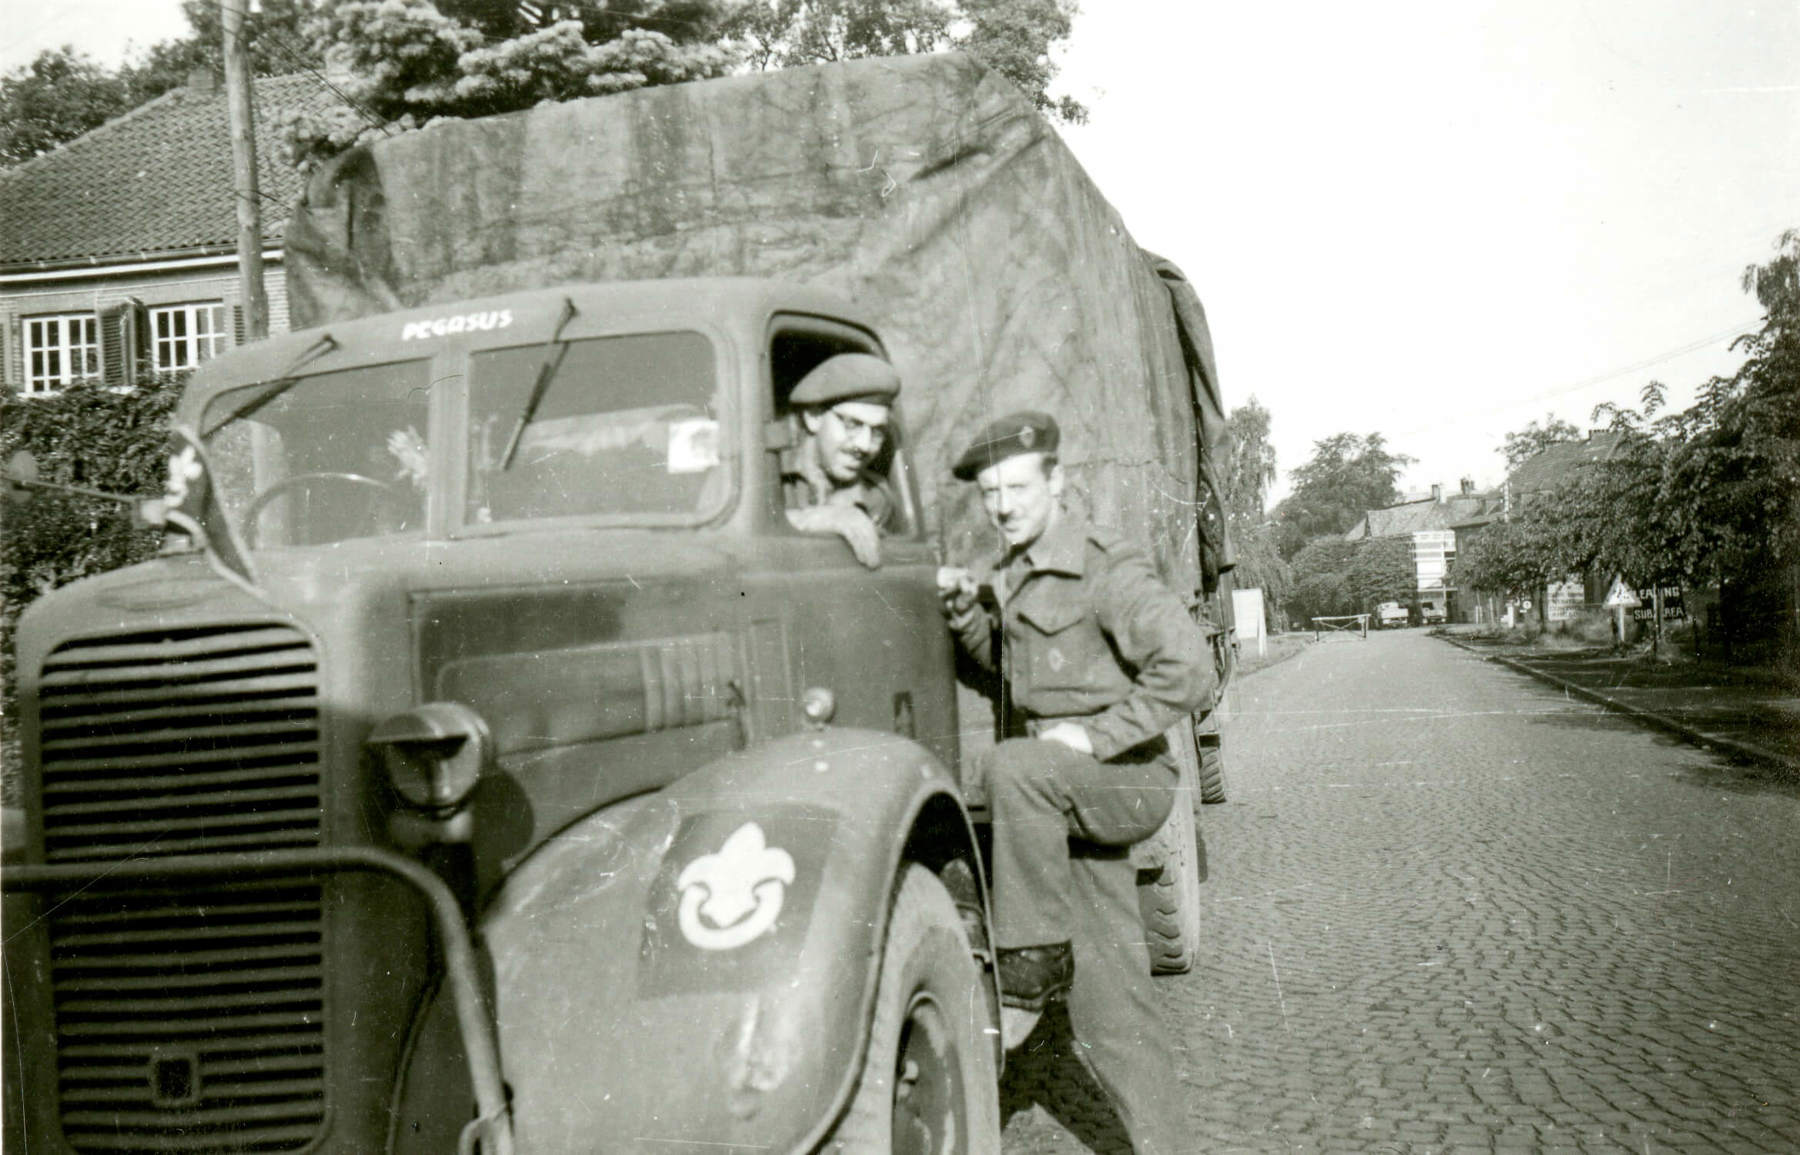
[1439,636,1800,784]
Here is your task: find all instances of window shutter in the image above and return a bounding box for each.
[233,304,245,346]
[128,300,149,381]
[100,304,129,386]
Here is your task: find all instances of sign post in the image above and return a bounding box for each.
[1603,576,1642,647]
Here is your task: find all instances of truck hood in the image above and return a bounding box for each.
[251,528,737,606]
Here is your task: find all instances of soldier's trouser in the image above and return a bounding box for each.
[981,736,1186,1154]
[982,735,1176,948]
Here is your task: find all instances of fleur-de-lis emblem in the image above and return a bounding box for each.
[165,446,203,508]
[675,822,796,951]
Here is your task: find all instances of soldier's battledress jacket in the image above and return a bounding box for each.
[952,514,1214,761]
[780,434,899,531]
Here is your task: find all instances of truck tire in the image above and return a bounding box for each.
[1133,729,1202,975]
[1198,738,1227,804]
[822,865,1000,1154]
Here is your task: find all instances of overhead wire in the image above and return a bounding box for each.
[1503,319,1759,407]
[1383,317,1762,444]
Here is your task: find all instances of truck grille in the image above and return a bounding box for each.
[36,624,327,1153]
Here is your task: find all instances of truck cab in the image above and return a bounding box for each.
[4,280,1001,1153]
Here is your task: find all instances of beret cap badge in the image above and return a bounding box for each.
[951,410,1061,480]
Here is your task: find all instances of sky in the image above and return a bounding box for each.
[1053,2,1800,501]
[5,1,1797,503]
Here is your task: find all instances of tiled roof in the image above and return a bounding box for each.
[1347,492,1502,539]
[0,74,338,268]
[1506,432,1625,495]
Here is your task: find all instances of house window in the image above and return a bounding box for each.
[24,313,101,394]
[151,302,230,372]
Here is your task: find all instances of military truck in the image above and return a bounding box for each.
[3,55,1233,1153]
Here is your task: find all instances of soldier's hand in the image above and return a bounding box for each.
[838,510,882,568]
[936,566,979,617]
[1039,722,1093,756]
[790,503,882,568]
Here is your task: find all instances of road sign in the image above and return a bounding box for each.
[1603,577,1641,609]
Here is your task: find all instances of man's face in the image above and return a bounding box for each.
[977,452,1062,551]
[803,400,891,486]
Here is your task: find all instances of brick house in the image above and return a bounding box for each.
[0,73,335,394]
[1451,431,1628,625]
[1346,479,1500,622]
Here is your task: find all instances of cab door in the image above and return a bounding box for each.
[734,317,958,770]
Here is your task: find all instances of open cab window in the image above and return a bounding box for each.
[770,322,920,540]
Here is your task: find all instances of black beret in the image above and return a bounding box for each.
[952,410,1061,481]
[789,353,900,407]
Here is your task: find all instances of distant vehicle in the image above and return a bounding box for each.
[1422,606,1447,625]
[1377,602,1409,628]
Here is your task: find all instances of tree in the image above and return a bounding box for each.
[1286,537,1357,621]
[1217,398,1288,613]
[1274,432,1413,557]
[1454,516,1559,608]
[1285,534,1413,622]
[724,0,952,65]
[119,0,321,104]
[1221,397,1276,521]
[281,0,738,165]
[726,0,1084,121]
[1346,536,1413,612]
[0,48,132,164]
[281,0,1085,167]
[954,0,1086,123]
[0,5,322,167]
[1501,413,1581,470]
[1685,228,1800,572]
[437,0,724,42]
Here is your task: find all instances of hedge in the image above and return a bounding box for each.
[0,374,186,785]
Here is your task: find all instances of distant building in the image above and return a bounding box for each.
[1452,431,1629,625]
[1346,478,1501,622]
[1502,431,1627,503]
[1,72,336,393]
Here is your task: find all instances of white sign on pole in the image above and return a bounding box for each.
[1232,588,1267,656]
[1603,577,1642,609]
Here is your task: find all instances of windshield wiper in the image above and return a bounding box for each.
[201,333,338,437]
[498,298,578,470]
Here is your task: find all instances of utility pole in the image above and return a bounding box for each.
[222,0,268,342]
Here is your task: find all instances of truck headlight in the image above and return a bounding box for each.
[368,702,494,814]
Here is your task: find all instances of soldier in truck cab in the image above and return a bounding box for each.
[782,353,900,568]
[938,411,1208,1154]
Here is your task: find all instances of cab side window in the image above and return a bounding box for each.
[770,326,917,538]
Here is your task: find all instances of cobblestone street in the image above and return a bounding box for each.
[1004,630,1800,1153]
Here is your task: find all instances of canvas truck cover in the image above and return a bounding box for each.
[286,52,1233,591]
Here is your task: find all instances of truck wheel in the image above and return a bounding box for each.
[1198,739,1227,804]
[1133,729,1203,975]
[822,865,1000,1154]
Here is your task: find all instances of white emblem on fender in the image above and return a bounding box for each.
[165,446,203,509]
[676,822,796,951]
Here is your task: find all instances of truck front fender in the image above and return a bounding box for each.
[477,727,988,1152]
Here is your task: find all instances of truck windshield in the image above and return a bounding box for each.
[466,331,726,526]
[202,359,433,548]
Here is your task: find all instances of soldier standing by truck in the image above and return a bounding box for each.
[939,411,1211,1154]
